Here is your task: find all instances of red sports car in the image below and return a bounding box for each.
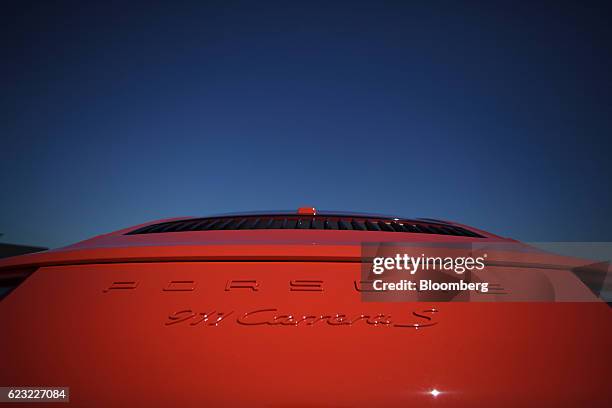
[0,208,610,407]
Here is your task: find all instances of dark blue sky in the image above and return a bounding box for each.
[1,1,611,248]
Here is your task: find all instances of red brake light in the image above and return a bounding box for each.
[297,207,317,215]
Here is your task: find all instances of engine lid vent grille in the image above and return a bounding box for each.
[127,216,484,238]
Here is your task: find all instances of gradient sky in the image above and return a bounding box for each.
[1,1,611,248]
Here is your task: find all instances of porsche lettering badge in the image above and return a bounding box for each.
[102,279,441,329]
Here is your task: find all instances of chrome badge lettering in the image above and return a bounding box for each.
[102,278,441,330]
[165,308,439,329]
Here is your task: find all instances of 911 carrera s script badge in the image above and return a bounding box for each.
[165,308,439,329]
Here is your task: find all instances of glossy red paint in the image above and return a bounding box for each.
[0,212,610,407]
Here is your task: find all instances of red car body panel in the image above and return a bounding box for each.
[1,214,610,407]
